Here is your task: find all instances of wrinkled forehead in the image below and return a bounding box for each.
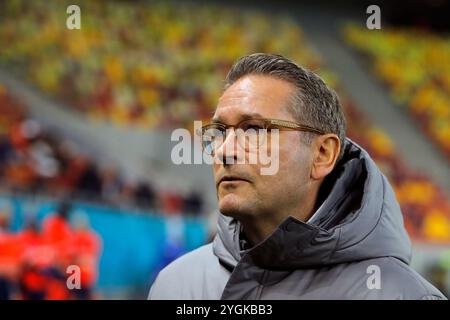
[213,75,295,124]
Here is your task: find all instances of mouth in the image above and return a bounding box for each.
[218,175,250,187]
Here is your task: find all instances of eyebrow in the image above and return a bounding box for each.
[211,112,265,124]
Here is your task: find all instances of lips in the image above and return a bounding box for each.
[217,175,250,187]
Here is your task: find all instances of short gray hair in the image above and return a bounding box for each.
[224,53,347,161]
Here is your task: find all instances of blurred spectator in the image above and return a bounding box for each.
[42,201,72,245]
[69,212,102,300]
[134,181,156,210]
[161,191,183,215]
[0,201,104,300]
[75,161,102,199]
[100,166,124,205]
[183,190,204,216]
[0,208,14,300]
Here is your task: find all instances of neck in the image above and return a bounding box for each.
[240,186,320,246]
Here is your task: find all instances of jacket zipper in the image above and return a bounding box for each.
[255,270,269,299]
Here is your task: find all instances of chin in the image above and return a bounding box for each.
[218,193,253,219]
[218,193,243,217]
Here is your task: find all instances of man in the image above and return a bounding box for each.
[149,53,446,300]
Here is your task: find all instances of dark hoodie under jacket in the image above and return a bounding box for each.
[149,138,447,300]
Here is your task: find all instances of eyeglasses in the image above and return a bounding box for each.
[199,118,326,156]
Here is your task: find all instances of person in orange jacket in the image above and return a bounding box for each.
[0,209,20,300]
[70,212,102,299]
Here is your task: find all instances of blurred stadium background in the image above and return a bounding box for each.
[0,0,449,299]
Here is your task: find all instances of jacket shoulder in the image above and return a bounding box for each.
[148,243,230,299]
[384,257,446,299]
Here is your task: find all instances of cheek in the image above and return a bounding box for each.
[277,143,311,181]
[247,143,304,190]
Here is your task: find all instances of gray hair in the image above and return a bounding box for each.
[224,53,347,161]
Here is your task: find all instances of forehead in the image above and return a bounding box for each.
[213,75,295,123]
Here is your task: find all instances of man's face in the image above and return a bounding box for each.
[212,75,313,220]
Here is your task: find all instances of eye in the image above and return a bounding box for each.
[201,125,226,155]
[241,121,264,132]
[247,124,263,131]
[203,124,225,137]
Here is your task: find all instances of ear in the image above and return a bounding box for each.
[310,134,340,180]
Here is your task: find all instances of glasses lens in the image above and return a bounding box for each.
[237,119,267,150]
[202,125,225,155]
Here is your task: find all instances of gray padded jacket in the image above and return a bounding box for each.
[149,139,446,300]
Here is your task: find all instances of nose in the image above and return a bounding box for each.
[214,128,244,166]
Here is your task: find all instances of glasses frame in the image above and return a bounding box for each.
[199,118,326,155]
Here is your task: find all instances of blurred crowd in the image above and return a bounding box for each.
[0,0,448,246]
[0,0,321,129]
[342,95,450,242]
[0,84,204,215]
[0,200,101,300]
[344,24,450,162]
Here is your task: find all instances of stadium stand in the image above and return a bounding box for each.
[0,0,321,129]
[0,1,447,242]
[343,24,450,162]
[0,83,204,214]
